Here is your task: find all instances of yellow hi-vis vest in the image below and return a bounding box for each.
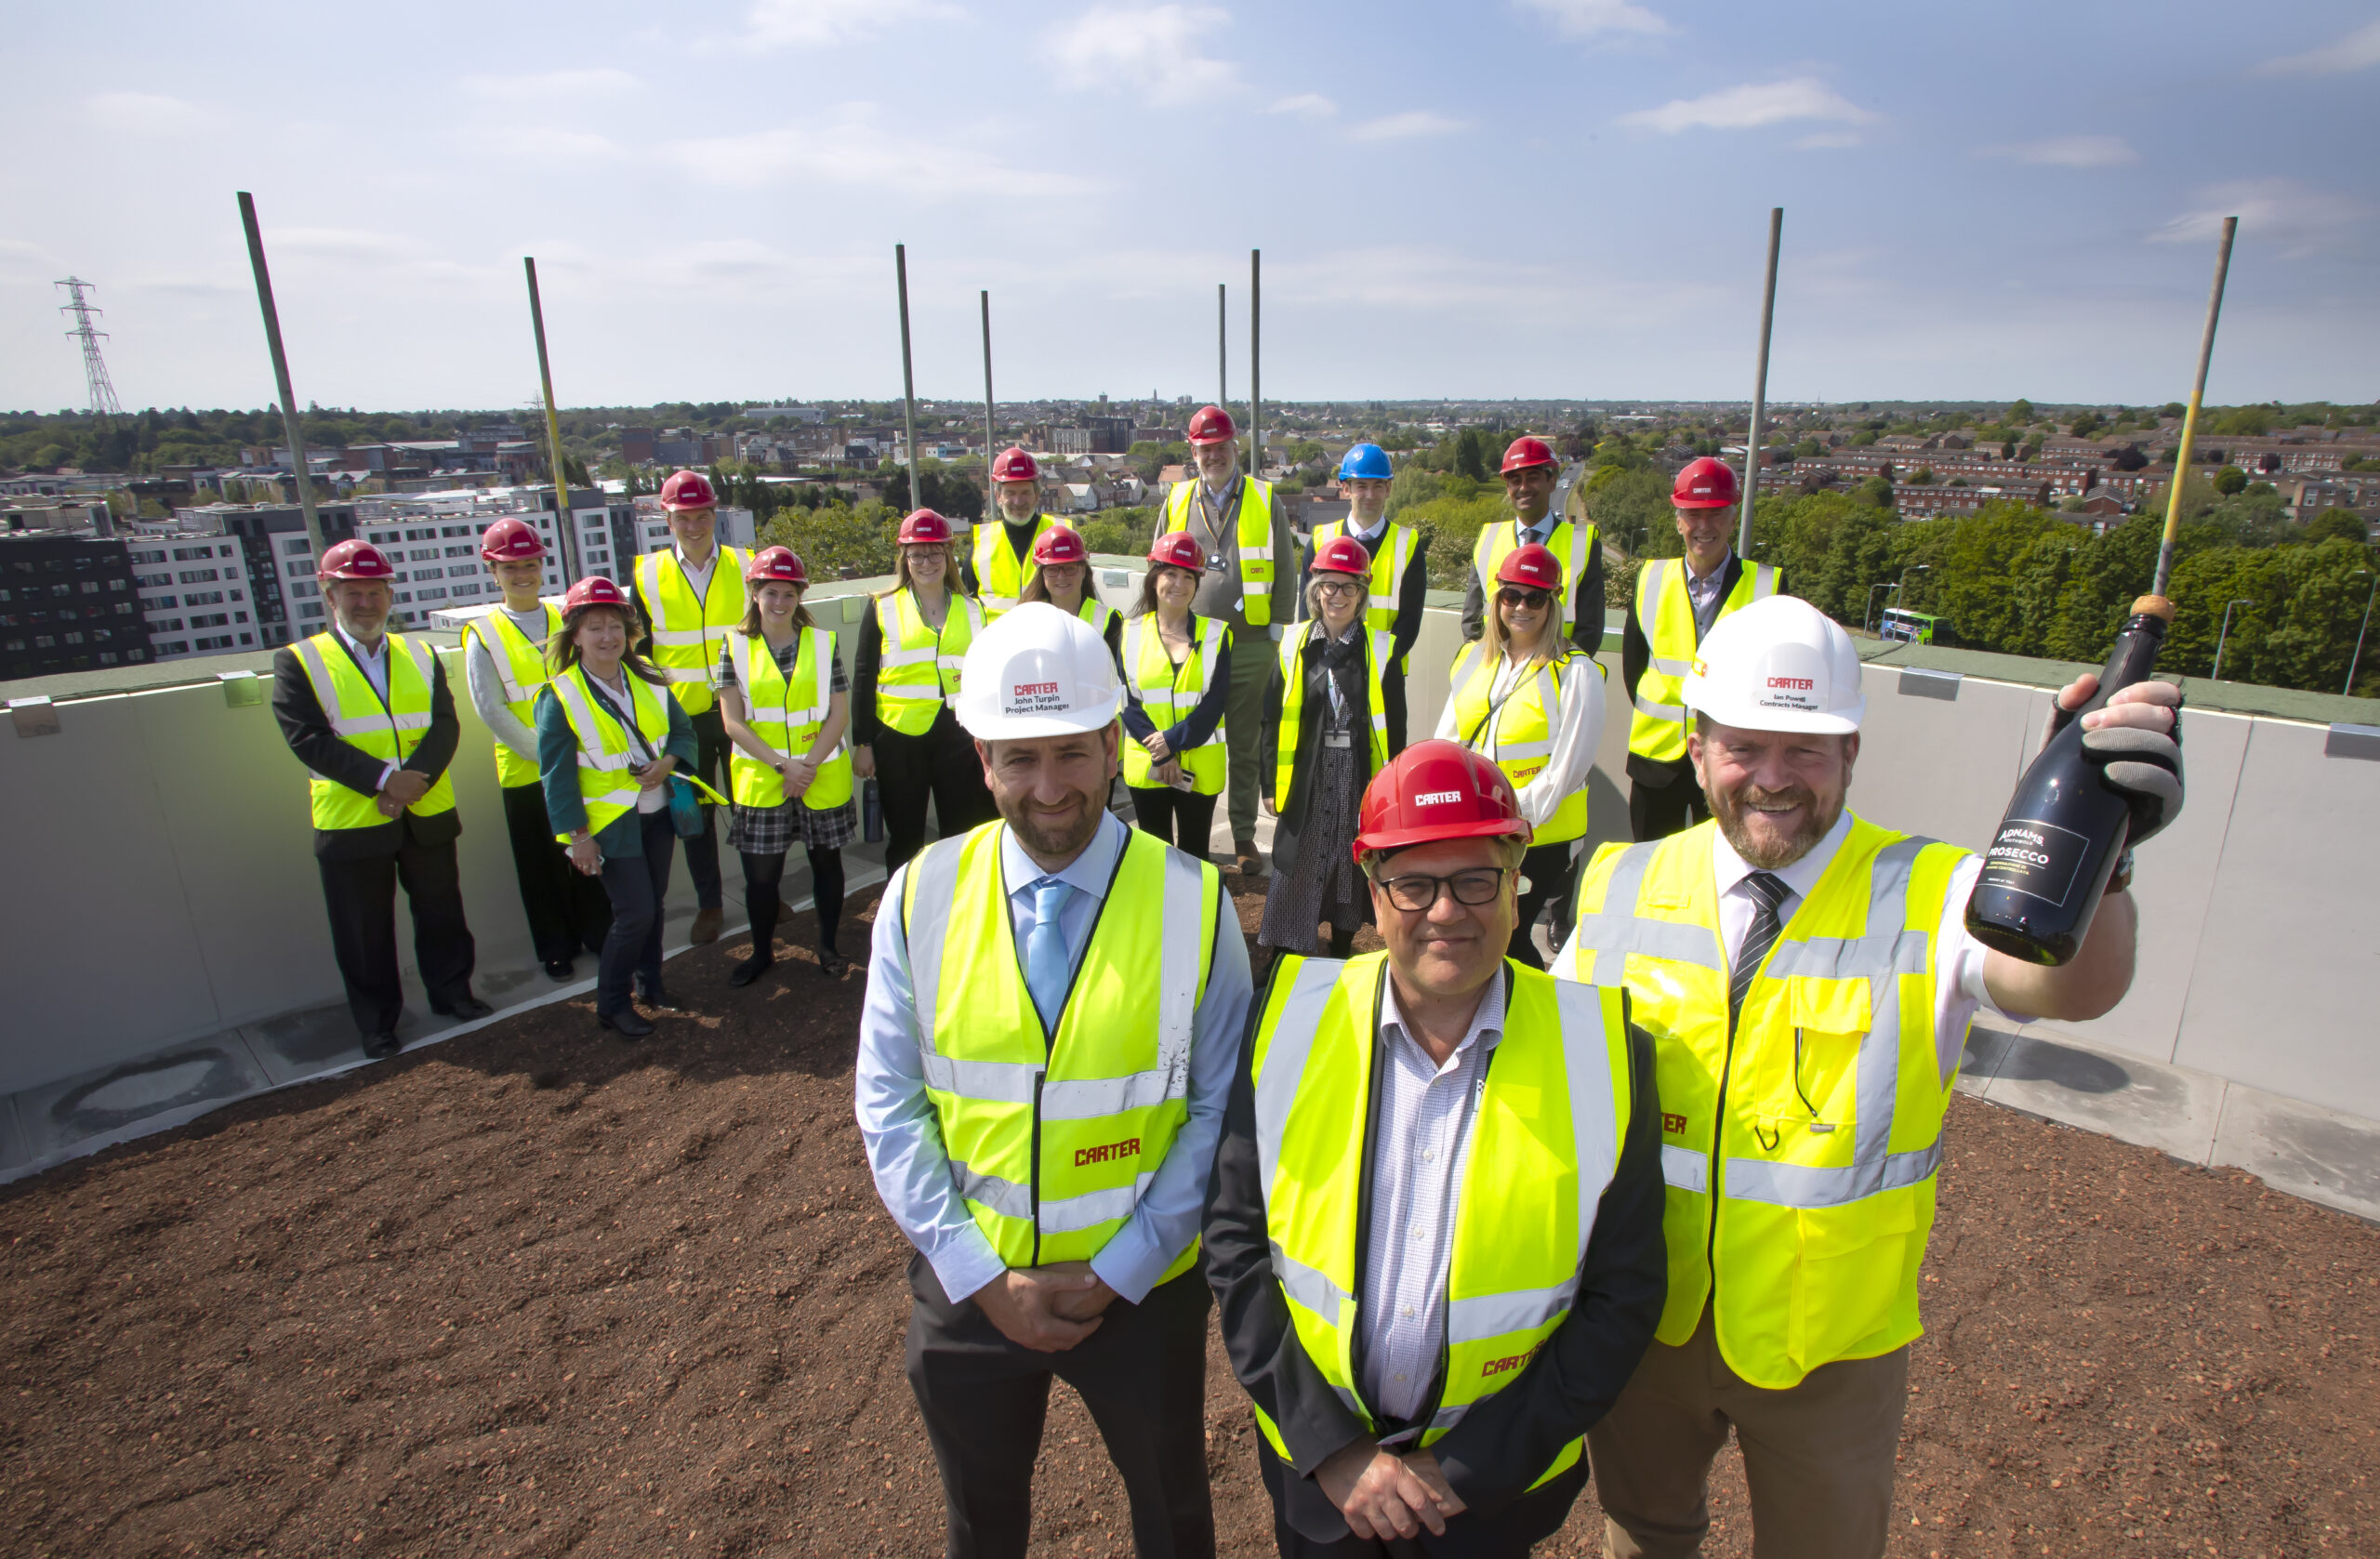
[462,602,562,789]
[1312,518,1419,669]
[1163,477,1277,628]
[873,588,984,738]
[1473,518,1600,637]
[1122,614,1228,795]
[635,546,750,717]
[545,663,675,843]
[1445,641,1595,846]
[1556,814,1966,1390]
[1273,627,1391,813]
[1250,952,1633,1484]
[726,627,853,812]
[900,822,1222,1276]
[292,630,459,832]
[1070,592,1119,642]
[972,514,1053,616]
[1627,557,1778,765]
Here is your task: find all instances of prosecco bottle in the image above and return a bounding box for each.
[1964,595,2173,966]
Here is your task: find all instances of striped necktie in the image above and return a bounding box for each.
[1729,870,1792,1030]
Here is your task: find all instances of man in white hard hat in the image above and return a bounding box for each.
[1553,595,2183,1559]
[856,601,1253,1557]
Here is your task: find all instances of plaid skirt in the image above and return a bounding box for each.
[728,794,859,855]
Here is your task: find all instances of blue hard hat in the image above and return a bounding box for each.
[1338,443,1392,482]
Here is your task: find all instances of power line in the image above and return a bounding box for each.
[56,276,124,418]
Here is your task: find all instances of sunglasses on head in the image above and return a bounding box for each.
[1498,586,1553,610]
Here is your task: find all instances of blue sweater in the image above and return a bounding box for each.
[534,673,698,858]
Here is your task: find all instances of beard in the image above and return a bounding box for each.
[1003,785,1104,863]
[1709,778,1843,870]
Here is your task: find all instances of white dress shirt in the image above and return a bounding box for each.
[1432,651,1607,831]
[674,545,717,601]
[854,811,1252,1304]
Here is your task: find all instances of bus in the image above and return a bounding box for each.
[1880,608,1943,645]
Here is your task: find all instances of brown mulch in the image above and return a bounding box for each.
[3,877,2375,1558]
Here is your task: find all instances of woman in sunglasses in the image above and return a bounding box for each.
[1256,534,1394,960]
[1435,541,1606,967]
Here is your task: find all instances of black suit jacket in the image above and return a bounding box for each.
[1202,966,1668,1543]
[272,636,464,861]
[1460,519,1608,658]
[1620,554,1747,788]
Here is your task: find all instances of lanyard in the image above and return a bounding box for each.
[584,673,658,765]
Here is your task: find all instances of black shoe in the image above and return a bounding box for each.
[816,947,852,979]
[728,955,774,988]
[433,994,494,1021]
[637,984,682,1011]
[364,1032,403,1059]
[599,1008,654,1040]
[543,958,575,981]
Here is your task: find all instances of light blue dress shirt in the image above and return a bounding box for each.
[855,811,1253,1305]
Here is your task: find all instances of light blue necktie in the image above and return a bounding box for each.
[1025,877,1073,1030]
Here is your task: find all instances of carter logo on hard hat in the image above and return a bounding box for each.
[1415,789,1461,807]
[1766,676,1815,691]
[1007,679,1066,714]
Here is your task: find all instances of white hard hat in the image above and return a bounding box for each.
[954,601,1123,740]
[1682,595,1866,734]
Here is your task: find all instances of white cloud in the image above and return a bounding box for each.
[1047,5,1239,106]
[667,110,1097,201]
[745,0,961,49]
[2255,19,2380,76]
[1268,93,1337,119]
[2150,178,2371,258]
[1979,134,2137,168]
[1514,0,1668,38]
[458,68,641,100]
[1619,76,1874,134]
[1346,111,1472,143]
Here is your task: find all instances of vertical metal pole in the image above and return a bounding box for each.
[236,192,326,569]
[2154,216,2239,601]
[2213,597,2250,681]
[895,244,922,515]
[2346,573,2375,696]
[980,289,996,509]
[524,257,581,586]
[1738,206,1782,560]
[1249,249,1262,480]
[1217,283,1227,421]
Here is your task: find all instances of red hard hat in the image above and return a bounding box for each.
[659,469,718,511]
[1147,531,1205,572]
[1496,541,1562,592]
[1186,404,1236,445]
[991,446,1039,483]
[746,545,808,586]
[897,509,953,546]
[1312,534,1373,577]
[562,575,633,613]
[1032,525,1088,566]
[1500,436,1558,475]
[1673,456,1739,509]
[1353,739,1531,862]
[480,516,549,562]
[317,539,395,581]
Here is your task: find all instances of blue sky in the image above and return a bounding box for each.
[4,0,2374,414]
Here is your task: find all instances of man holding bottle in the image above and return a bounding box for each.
[1553,595,2182,1559]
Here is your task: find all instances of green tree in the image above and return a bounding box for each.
[2212,465,2248,495]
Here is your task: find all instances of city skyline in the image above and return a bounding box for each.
[4,1,2374,413]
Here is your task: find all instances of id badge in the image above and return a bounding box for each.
[1205,552,1225,575]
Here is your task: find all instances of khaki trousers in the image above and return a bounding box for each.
[1588,1310,1908,1559]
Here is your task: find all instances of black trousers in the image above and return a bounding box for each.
[906,1257,1215,1559]
[500,781,612,964]
[1254,1435,1589,1559]
[1382,666,1408,759]
[1129,782,1220,860]
[1628,771,1710,843]
[1510,839,1579,970]
[877,707,997,876]
[316,828,476,1038]
[679,707,733,911]
[595,809,677,1016]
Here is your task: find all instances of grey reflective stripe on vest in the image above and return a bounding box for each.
[297,636,433,739]
[1563,843,1723,986]
[1252,958,1346,1217]
[1660,1143,1709,1192]
[1723,837,1941,1210]
[1041,1172,1159,1235]
[472,618,532,704]
[950,1160,1033,1221]
[903,835,974,1093]
[1750,564,1779,601]
[549,674,636,774]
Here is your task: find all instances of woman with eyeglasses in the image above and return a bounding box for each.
[1120,530,1234,858]
[1436,541,1606,967]
[850,509,995,875]
[1256,534,1393,959]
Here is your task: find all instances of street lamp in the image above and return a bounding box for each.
[1863,581,1892,634]
[2212,598,2254,682]
[2347,571,2376,697]
[1894,562,1931,606]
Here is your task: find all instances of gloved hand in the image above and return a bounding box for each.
[2044,679,2185,847]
